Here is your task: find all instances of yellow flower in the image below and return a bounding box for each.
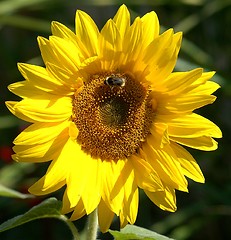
[6,5,221,232]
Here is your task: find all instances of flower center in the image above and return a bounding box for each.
[72,73,155,161]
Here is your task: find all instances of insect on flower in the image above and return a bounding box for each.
[104,75,126,88]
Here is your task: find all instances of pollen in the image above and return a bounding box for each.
[72,73,155,161]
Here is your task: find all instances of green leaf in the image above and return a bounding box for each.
[0,14,51,32]
[0,0,52,15]
[0,115,21,129]
[0,162,35,187]
[110,224,174,240]
[0,184,33,199]
[0,197,62,232]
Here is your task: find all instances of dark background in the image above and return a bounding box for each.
[0,0,230,239]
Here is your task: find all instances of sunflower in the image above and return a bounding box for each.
[6,5,221,232]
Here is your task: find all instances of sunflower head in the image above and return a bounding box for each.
[6,4,222,232]
[72,72,154,161]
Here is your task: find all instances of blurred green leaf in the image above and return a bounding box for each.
[174,0,231,33]
[79,0,207,6]
[0,0,50,15]
[110,225,174,240]
[0,184,33,199]
[169,217,205,240]
[0,14,51,32]
[176,57,227,87]
[151,203,203,233]
[0,115,22,129]
[180,38,213,66]
[0,162,34,187]
[0,198,62,233]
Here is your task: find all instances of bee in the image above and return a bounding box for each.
[104,76,126,87]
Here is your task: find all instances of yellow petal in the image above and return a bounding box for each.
[78,56,101,77]
[143,140,188,192]
[29,177,65,196]
[29,141,77,194]
[37,36,57,65]
[160,113,222,139]
[149,122,170,148]
[75,10,99,56]
[61,189,74,214]
[65,140,96,208]
[49,36,80,72]
[130,154,163,192]
[98,199,114,233]
[29,137,94,198]
[51,21,77,42]
[123,17,143,68]
[62,140,101,215]
[14,121,70,145]
[98,19,122,71]
[113,4,130,39]
[171,142,205,183]
[18,63,71,94]
[46,62,81,92]
[68,121,79,140]
[141,11,159,47]
[155,68,203,95]
[8,81,46,98]
[170,135,218,151]
[157,94,217,114]
[12,143,55,162]
[191,71,215,86]
[99,19,122,52]
[51,21,91,60]
[81,158,102,214]
[145,186,177,212]
[101,159,126,215]
[6,101,34,123]
[190,80,220,95]
[120,162,138,224]
[7,96,72,123]
[12,123,69,162]
[119,214,128,229]
[69,198,86,221]
[144,30,182,84]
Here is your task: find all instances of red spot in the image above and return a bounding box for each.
[0,145,13,163]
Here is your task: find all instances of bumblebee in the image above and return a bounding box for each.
[104,76,126,87]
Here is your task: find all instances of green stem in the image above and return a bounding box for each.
[59,215,80,240]
[86,209,98,240]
